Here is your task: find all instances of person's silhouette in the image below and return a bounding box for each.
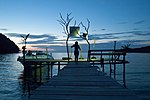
[71,41,81,63]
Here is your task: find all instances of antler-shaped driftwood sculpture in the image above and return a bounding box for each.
[57,13,74,62]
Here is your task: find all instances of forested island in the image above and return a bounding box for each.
[125,46,150,53]
[0,33,20,54]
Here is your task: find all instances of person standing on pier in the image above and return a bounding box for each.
[71,41,81,63]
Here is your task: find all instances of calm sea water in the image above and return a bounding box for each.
[0,53,150,99]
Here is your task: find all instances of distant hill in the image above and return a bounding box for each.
[126,46,150,53]
[0,33,20,54]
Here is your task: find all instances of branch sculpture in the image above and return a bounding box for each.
[58,13,91,61]
[80,19,90,50]
[57,13,73,62]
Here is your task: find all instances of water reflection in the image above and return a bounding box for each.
[18,60,60,98]
[0,53,150,99]
[0,53,25,99]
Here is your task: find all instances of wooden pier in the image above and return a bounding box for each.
[20,49,140,99]
[28,62,139,100]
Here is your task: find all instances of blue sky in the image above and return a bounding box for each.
[0,0,150,51]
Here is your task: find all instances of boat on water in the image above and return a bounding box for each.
[17,50,54,64]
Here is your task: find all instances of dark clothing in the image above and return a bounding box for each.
[74,50,79,57]
[74,45,80,55]
[71,44,80,55]
[71,42,81,63]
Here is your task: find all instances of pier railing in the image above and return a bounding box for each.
[22,49,129,96]
[23,60,69,96]
[88,49,129,87]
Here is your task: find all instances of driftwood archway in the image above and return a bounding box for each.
[57,13,90,62]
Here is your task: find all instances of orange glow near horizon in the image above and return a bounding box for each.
[18,44,55,51]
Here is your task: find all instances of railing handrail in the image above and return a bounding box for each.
[88,49,126,61]
[89,49,124,52]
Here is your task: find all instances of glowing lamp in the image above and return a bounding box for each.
[69,26,80,37]
[82,33,88,39]
[83,33,87,38]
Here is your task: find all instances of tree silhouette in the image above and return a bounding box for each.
[121,43,131,50]
[20,33,30,48]
[121,41,132,51]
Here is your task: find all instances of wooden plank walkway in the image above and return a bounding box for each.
[29,62,140,100]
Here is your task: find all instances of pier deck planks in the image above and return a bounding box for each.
[29,62,139,100]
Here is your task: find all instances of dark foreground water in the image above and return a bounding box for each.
[0,53,150,100]
[0,54,24,100]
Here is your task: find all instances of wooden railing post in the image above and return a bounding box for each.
[109,53,112,77]
[40,62,42,83]
[110,62,112,77]
[101,58,104,73]
[50,62,53,78]
[123,52,126,87]
[34,62,37,83]
[47,62,50,78]
[58,62,60,74]
[100,51,104,73]
[114,52,116,80]
[92,61,94,66]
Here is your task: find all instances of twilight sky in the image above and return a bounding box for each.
[0,0,150,51]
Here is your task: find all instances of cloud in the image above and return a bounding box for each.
[130,31,150,36]
[111,31,150,37]
[88,34,119,40]
[92,30,98,32]
[5,33,57,39]
[101,29,106,31]
[23,39,64,45]
[87,32,131,40]
[133,28,139,30]
[134,20,145,24]
[88,34,113,40]
[87,30,150,41]
[5,31,150,51]
[32,45,66,51]
[118,22,128,24]
[92,28,106,32]
[29,34,56,39]
[5,33,25,38]
[0,28,8,31]
[20,36,58,44]
[27,38,150,51]
[5,32,59,45]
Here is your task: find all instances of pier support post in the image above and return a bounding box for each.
[101,58,104,73]
[114,53,116,80]
[50,62,53,78]
[123,53,126,87]
[34,62,37,83]
[92,61,95,67]
[40,62,42,83]
[47,62,50,78]
[114,63,116,79]
[58,62,60,74]
[109,61,112,77]
[22,46,26,79]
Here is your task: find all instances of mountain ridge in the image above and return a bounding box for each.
[0,33,20,54]
[125,46,150,53]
